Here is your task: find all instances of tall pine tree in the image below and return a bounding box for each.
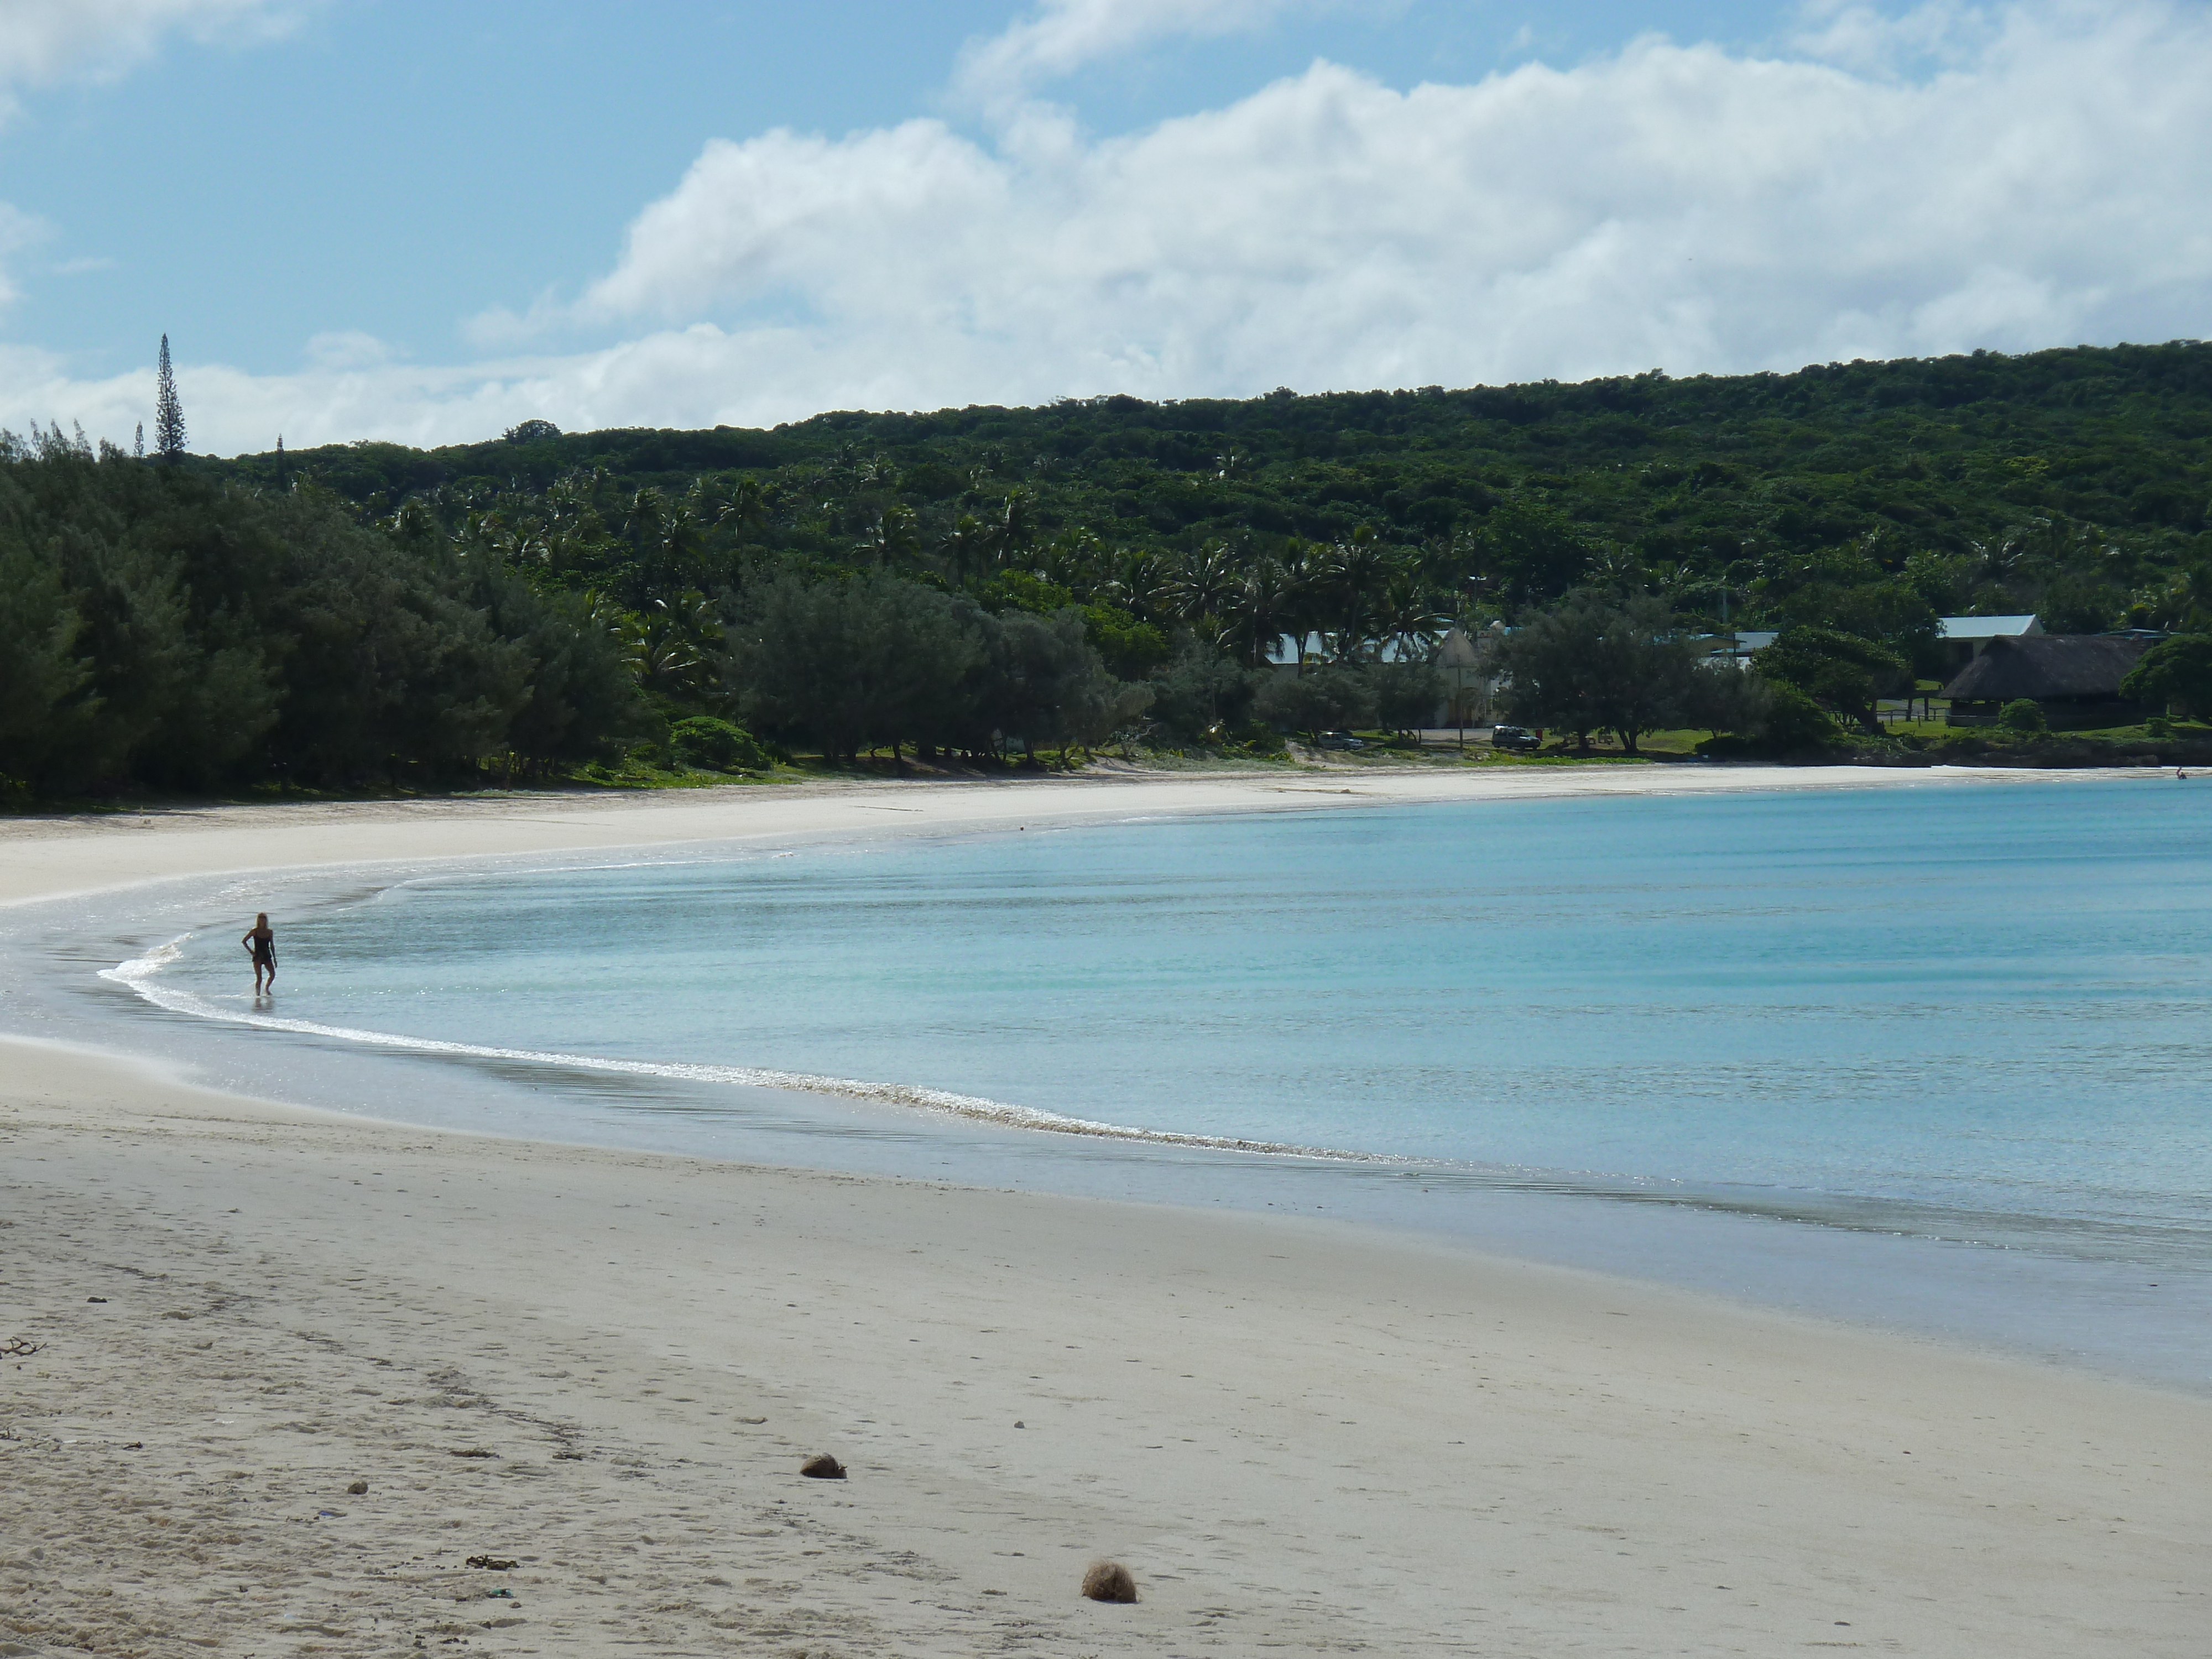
[154,335,186,462]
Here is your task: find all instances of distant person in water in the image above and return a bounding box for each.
[242,913,276,994]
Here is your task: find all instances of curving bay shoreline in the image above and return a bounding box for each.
[4,765,2208,1655]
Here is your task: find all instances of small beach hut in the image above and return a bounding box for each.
[1940,634,2154,728]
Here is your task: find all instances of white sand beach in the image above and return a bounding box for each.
[0,759,2142,908]
[4,766,2206,1657]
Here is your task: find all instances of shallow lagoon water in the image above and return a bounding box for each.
[16,776,2212,1387]
[140,784,2212,1258]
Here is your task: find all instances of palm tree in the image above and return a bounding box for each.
[1588,543,1648,596]
[856,503,920,566]
[723,478,771,540]
[619,486,709,601]
[1105,547,1172,624]
[1039,527,1108,590]
[1164,539,1241,625]
[2137,562,2212,630]
[1320,526,1397,659]
[623,486,667,549]
[1376,570,1450,660]
[992,489,1036,565]
[1224,556,1294,666]
[1275,539,1330,661]
[942,514,992,586]
[622,592,721,700]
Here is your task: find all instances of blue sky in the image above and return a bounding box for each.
[2,1,2207,452]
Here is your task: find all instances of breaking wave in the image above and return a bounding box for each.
[100,936,1400,1165]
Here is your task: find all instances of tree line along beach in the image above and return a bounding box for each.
[6,342,2212,807]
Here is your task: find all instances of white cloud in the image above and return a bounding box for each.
[9,0,2212,456]
[580,121,1011,324]
[0,0,301,110]
[302,328,394,371]
[1789,0,2001,74]
[953,0,1350,109]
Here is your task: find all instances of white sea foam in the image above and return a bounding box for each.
[98,938,1391,1164]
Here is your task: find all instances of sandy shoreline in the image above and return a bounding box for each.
[0,757,2137,907]
[5,766,2207,1655]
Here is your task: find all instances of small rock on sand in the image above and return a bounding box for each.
[799,1453,846,1479]
[1081,1561,1138,1603]
[346,1479,367,1494]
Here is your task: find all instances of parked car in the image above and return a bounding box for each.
[1317,731,1366,750]
[1490,724,1541,752]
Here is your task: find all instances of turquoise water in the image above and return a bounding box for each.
[132,782,2212,1270]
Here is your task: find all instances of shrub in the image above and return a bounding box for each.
[2146,713,2177,739]
[1146,639,1259,744]
[1997,698,2049,734]
[669,715,769,772]
[1230,719,1286,755]
[1696,686,1835,758]
[1759,684,1840,753]
[1254,665,1378,740]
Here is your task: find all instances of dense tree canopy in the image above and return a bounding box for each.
[724,573,1144,761]
[1751,627,1913,732]
[212,340,2212,670]
[2119,634,2212,718]
[1497,589,1707,755]
[0,426,648,794]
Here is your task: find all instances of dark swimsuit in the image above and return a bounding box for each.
[248,932,275,970]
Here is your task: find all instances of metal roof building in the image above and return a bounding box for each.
[1938,614,2042,672]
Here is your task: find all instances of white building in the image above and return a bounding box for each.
[1938,614,2042,672]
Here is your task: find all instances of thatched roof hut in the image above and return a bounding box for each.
[1941,634,2156,726]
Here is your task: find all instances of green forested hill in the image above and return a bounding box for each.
[215,340,2212,649]
[6,342,2209,797]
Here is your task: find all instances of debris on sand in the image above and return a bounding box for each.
[799,1453,846,1479]
[1081,1561,1138,1603]
[466,1556,518,1571]
[346,1479,368,1495]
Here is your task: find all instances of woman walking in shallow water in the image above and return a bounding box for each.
[242,913,276,995]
